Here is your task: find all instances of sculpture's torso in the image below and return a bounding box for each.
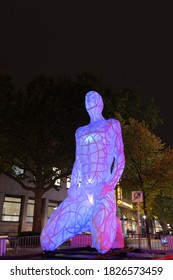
[76,119,116,194]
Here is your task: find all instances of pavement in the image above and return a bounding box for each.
[1,246,172,260]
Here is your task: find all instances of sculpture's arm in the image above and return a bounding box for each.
[70,155,81,187]
[67,129,82,198]
[101,120,125,194]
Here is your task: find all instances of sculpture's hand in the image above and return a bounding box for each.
[94,181,115,198]
[100,185,115,196]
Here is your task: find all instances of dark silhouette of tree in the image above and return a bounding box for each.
[104,88,162,131]
[0,73,108,232]
[0,75,74,232]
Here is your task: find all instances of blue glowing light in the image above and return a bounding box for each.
[41,91,125,253]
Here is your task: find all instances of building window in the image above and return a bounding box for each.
[26,198,35,223]
[12,166,24,176]
[52,167,61,186]
[66,176,71,189]
[2,196,21,222]
[48,201,61,218]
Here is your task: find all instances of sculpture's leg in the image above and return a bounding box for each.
[41,195,92,251]
[111,216,124,249]
[91,191,116,254]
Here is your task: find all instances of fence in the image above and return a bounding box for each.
[0,238,6,256]
[124,234,172,251]
[70,233,172,251]
[71,234,92,247]
[166,235,173,250]
[1,235,71,256]
[1,233,173,257]
[2,235,41,256]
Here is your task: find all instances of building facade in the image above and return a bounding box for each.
[0,174,67,236]
[1,174,162,238]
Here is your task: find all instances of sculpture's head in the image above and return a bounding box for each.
[85,91,104,117]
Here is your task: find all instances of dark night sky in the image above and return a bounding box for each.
[0,0,173,146]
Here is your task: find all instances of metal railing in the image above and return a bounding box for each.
[124,233,170,251]
[2,235,71,256]
[5,235,41,256]
[1,233,173,257]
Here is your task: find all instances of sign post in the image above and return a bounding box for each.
[132,191,143,249]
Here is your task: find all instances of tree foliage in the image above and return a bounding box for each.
[0,72,107,232]
[0,75,71,231]
[120,118,173,224]
[103,88,162,131]
[151,195,173,225]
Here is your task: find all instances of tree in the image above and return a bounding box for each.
[151,195,173,227]
[118,116,173,246]
[157,147,173,198]
[150,147,173,227]
[104,88,162,131]
[121,118,173,211]
[0,73,109,233]
[119,118,173,244]
[0,75,75,232]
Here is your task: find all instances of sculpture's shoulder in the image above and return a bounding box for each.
[75,125,88,138]
[106,118,121,132]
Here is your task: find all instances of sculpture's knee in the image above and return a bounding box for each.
[40,230,57,251]
[94,241,113,254]
[91,199,116,253]
[92,227,116,254]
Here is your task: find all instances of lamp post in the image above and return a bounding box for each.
[142,215,146,237]
[132,191,143,249]
[143,192,151,249]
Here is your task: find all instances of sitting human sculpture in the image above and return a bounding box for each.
[40,90,125,254]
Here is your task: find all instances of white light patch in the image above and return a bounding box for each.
[88,194,94,205]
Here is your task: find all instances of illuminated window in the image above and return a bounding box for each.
[2,196,21,222]
[66,176,71,189]
[52,167,61,186]
[12,166,24,176]
[26,199,35,223]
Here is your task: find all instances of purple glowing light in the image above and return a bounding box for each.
[41,91,125,253]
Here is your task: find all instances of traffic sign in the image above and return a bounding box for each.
[132,191,143,203]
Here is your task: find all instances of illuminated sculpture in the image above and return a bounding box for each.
[41,91,125,253]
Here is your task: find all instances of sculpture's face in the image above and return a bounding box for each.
[85,91,103,113]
